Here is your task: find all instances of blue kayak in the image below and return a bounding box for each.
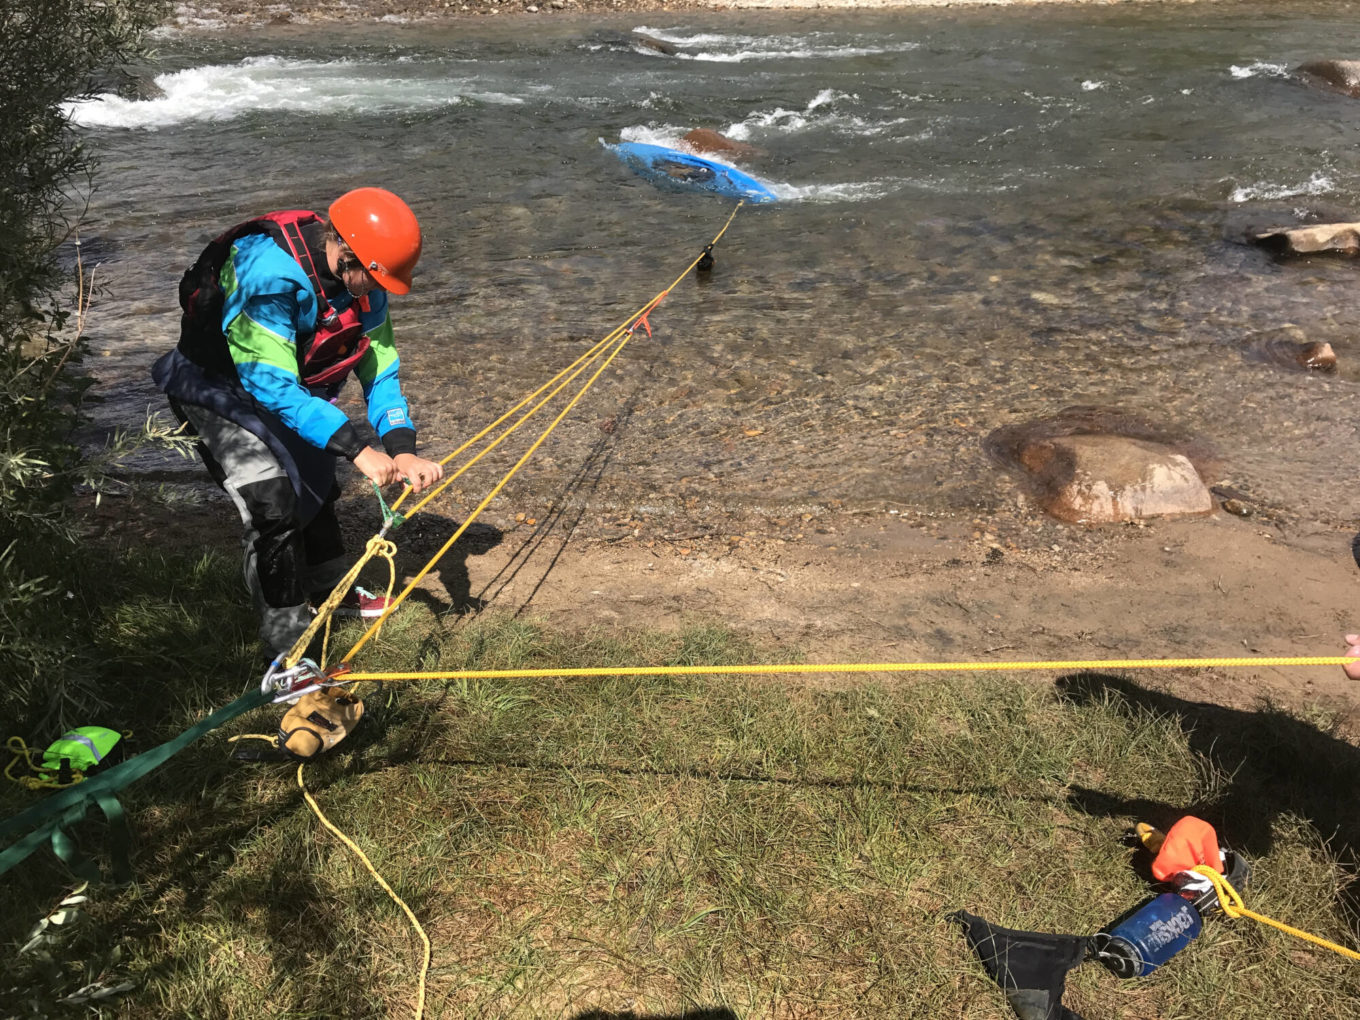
[611,141,778,204]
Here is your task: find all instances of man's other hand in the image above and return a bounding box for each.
[394,453,445,493]
[353,446,403,487]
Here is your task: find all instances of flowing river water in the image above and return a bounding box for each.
[71,3,1360,537]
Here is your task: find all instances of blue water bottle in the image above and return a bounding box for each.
[1097,893,1203,978]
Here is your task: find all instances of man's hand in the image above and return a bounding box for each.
[1344,634,1360,681]
[353,446,403,487]
[394,453,445,493]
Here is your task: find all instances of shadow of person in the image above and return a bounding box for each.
[1056,671,1360,918]
[570,1009,738,1020]
[380,512,503,617]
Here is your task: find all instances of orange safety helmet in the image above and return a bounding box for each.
[328,187,422,295]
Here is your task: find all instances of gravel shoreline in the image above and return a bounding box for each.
[174,0,1217,28]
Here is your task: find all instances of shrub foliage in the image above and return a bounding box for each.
[0,1,166,726]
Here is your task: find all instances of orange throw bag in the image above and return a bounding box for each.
[1150,815,1223,882]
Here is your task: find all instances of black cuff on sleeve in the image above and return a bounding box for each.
[324,422,367,461]
[380,427,417,458]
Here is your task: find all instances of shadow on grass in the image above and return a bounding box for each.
[571,1010,738,1020]
[1056,671,1360,914]
[104,748,415,1015]
[349,753,1069,807]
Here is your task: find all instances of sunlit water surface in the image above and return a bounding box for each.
[73,4,1360,527]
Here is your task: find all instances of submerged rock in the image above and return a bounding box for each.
[1301,341,1336,370]
[1244,326,1338,372]
[588,30,675,55]
[1297,59,1360,97]
[1016,435,1213,524]
[1252,221,1360,256]
[985,407,1215,524]
[88,66,164,101]
[632,32,677,56]
[680,128,764,162]
[1263,338,1336,371]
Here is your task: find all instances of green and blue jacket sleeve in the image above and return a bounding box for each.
[351,290,417,458]
[221,234,364,457]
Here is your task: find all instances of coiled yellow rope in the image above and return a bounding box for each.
[1192,865,1360,963]
[4,737,78,790]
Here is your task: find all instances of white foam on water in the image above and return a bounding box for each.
[772,174,1017,203]
[618,123,724,156]
[623,90,901,148]
[1228,170,1335,202]
[631,25,920,62]
[1229,61,1290,79]
[770,180,902,203]
[64,55,520,129]
[721,90,911,140]
[1081,80,1107,91]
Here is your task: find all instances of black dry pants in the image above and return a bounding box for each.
[173,400,348,657]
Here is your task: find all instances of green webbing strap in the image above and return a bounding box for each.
[371,481,405,531]
[0,689,270,883]
[47,793,126,884]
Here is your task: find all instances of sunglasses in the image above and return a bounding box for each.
[336,249,377,278]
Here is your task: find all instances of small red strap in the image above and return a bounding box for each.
[629,292,667,338]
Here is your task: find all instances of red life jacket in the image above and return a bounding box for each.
[177,210,371,388]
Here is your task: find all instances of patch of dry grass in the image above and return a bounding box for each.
[4,585,1360,1018]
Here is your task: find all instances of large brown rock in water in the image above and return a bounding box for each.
[1298,59,1360,97]
[1253,222,1360,256]
[1017,434,1213,524]
[681,128,764,162]
[632,32,677,56]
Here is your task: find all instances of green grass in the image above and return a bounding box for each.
[3,552,1360,1018]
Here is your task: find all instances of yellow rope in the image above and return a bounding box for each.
[331,654,1360,683]
[1192,865,1360,963]
[388,201,746,522]
[341,331,632,664]
[281,536,399,670]
[387,332,620,523]
[339,205,747,666]
[297,763,431,1018]
[4,736,81,790]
